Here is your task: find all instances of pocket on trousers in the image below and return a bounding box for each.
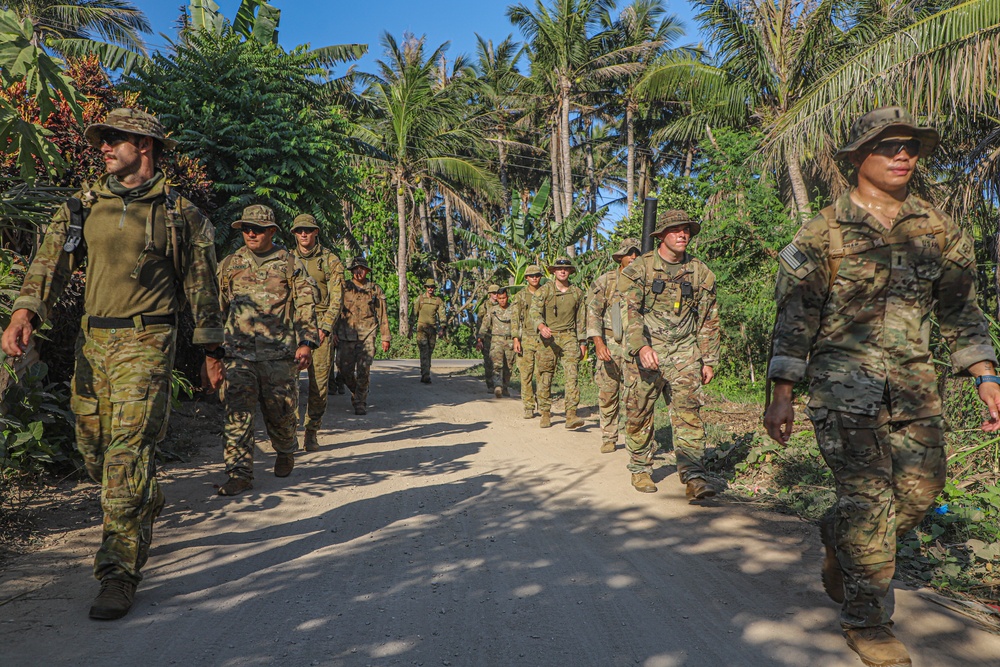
[104,452,138,505]
[835,411,885,466]
[70,393,102,448]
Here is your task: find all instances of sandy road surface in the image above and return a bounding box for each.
[2,360,999,666]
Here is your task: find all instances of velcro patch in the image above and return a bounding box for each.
[779,243,808,269]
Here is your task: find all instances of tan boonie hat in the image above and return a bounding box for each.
[231,204,278,229]
[612,237,641,260]
[84,108,178,150]
[547,256,577,273]
[290,214,319,231]
[423,278,436,288]
[525,264,543,276]
[487,284,501,294]
[348,256,370,271]
[651,210,700,237]
[836,106,939,159]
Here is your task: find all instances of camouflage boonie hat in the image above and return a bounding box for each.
[547,256,577,273]
[231,204,277,229]
[348,256,370,271]
[651,210,700,238]
[487,283,501,294]
[525,264,543,276]
[612,237,641,260]
[423,278,436,288]
[836,106,939,159]
[290,214,319,231]
[84,108,178,150]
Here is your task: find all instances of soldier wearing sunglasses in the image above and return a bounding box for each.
[1,108,224,621]
[765,107,1000,667]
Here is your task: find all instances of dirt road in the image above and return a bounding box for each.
[3,360,999,666]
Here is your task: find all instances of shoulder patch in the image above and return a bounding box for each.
[779,243,808,270]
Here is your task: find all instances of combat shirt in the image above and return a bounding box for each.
[218,246,318,361]
[510,286,541,348]
[529,281,586,341]
[479,302,513,338]
[413,293,446,333]
[13,172,223,344]
[295,244,344,334]
[586,268,625,344]
[337,280,391,343]
[768,191,996,419]
[618,250,720,367]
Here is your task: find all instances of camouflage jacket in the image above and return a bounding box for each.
[618,250,720,367]
[479,302,513,338]
[768,192,996,419]
[413,293,446,332]
[13,173,223,344]
[510,286,541,348]
[337,279,391,343]
[294,244,344,334]
[218,246,318,361]
[586,268,624,342]
[529,281,586,342]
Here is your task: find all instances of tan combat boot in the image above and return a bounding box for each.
[631,472,657,493]
[600,440,616,454]
[539,411,552,428]
[218,476,253,496]
[494,386,503,399]
[685,477,717,501]
[523,408,534,420]
[565,410,585,430]
[304,430,320,452]
[821,514,845,603]
[274,453,294,478]
[89,578,136,620]
[844,625,912,667]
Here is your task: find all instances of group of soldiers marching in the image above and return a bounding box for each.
[4,105,999,667]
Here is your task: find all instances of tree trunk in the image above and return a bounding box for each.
[419,197,432,254]
[550,117,563,227]
[395,172,410,338]
[498,133,510,216]
[683,143,694,179]
[787,153,811,222]
[559,77,573,222]
[444,194,456,263]
[626,105,635,210]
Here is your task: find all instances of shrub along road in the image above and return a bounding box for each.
[2,360,999,666]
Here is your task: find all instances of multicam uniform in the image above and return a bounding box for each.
[479,301,515,393]
[618,250,720,481]
[476,297,495,390]
[769,192,996,629]
[13,171,223,585]
[218,246,318,480]
[413,291,445,382]
[529,281,586,415]
[587,268,627,448]
[511,286,541,412]
[337,279,390,411]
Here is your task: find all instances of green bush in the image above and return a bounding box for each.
[0,362,77,474]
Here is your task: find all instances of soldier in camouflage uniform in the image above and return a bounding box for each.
[529,257,587,429]
[217,205,318,496]
[477,287,515,398]
[413,278,446,383]
[2,109,224,620]
[335,257,390,415]
[512,265,543,419]
[619,211,720,498]
[588,238,641,453]
[764,107,1000,667]
[291,214,344,452]
[476,285,500,390]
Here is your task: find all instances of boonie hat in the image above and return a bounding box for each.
[525,264,543,276]
[612,237,641,260]
[349,256,371,271]
[84,108,178,150]
[231,204,278,229]
[487,284,501,294]
[836,106,939,159]
[547,256,577,274]
[290,214,319,231]
[423,278,436,288]
[651,210,700,238]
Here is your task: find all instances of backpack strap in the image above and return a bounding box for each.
[162,184,185,281]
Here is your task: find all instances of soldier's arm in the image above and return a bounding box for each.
[618,263,648,357]
[436,298,445,327]
[697,268,721,367]
[575,288,587,342]
[510,293,522,339]
[478,309,492,338]
[376,288,391,343]
[180,204,224,345]
[322,256,344,334]
[292,259,320,349]
[585,276,606,341]
[11,202,84,324]
[528,286,546,332]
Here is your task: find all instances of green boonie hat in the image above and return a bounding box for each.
[231,204,277,229]
[612,237,641,260]
[651,210,700,238]
[836,106,939,159]
[525,264,543,276]
[348,256,370,271]
[290,214,319,231]
[84,108,178,150]
[487,284,501,293]
[547,256,577,273]
[423,278,436,288]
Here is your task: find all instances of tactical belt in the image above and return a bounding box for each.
[87,314,176,329]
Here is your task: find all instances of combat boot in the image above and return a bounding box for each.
[420,377,431,384]
[821,513,845,603]
[274,453,294,478]
[631,472,657,493]
[565,410,585,430]
[89,578,136,620]
[539,411,552,428]
[600,440,616,454]
[355,406,367,415]
[303,430,320,453]
[494,386,503,399]
[685,477,717,501]
[501,388,510,397]
[218,477,252,496]
[844,625,912,667]
[523,408,534,420]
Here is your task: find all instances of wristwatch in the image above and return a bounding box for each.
[974,374,1000,388]
[204,346,226,360]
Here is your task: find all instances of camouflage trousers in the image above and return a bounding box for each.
[481,333,494,389]
[416,326,437,381]
[340,337,375,409]
[595,338,625,446]
[222,357,299,480]
[517,342,540,411]
[624,358,707,480]
[809,405,946,629]
[304,335,333,432]
[536,332,581,414]
[488,336,516,391]
[71,321,175,584]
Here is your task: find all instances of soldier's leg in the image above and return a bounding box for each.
[624,362,664,474]
[501,343,515,393]
[340,342,360,396]
[417,329,431,381]
[557,333,581,415]
[71,329,111,484]
[488,339,504,390]
[354,338,376,408]
[305,335,332,432]
[518,346,537,412]
[891,417,947,536]
[93,324,176,584]
[483,334,494,390]
[222,358,260,481]
[665,361,709,483]
[258,359,301,456]
[595,356,622,448]
[535,340,557,413]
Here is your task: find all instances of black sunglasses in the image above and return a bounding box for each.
[100,130,133,146]
[241,223,269,235]
[871,138,921,158]
[553,260,572,267]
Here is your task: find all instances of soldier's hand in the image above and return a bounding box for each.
[331,334,339,347]
[701,365,715,385]
[381,340,390,353]
[977,381,1000,432]
[295,345,312,370]
[513,339,522,355]
[475,339,484,352]
[594,338,612,362]
[319,330,328,345]
[764,381,795,445]
[202,357,225,392]
[1,309,34,357]
[637,345,658,371]
[538,324,553,339]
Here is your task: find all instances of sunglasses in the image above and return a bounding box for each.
[100,130,133,146]
[553,260,572,267]
[294,228,317,234]
[871,139,921,158]
[241,223,269,235]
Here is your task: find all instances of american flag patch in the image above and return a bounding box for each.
[779,243,808,269]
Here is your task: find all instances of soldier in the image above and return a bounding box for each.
[529,257,587,429]
[588,238,641,453]
[217,205,318,496]
[413,278,446,383]
[1,108,224,620]
[290,214,344,452]
[335,257,391,415]
[477,286,515,398]
[512,265,544,419]
[619,211,720,498]
[764,107,1000,667]
[476,284,500,390]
